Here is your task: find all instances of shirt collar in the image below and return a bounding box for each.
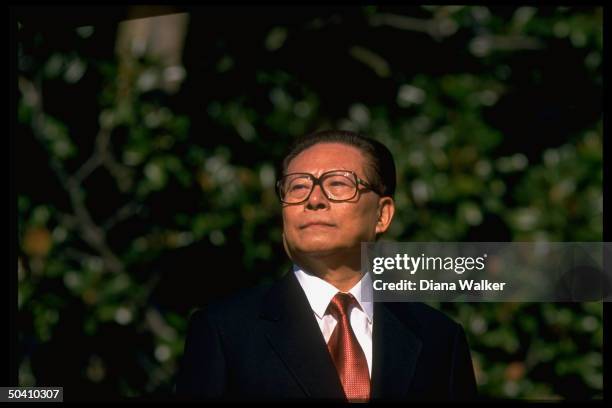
[293,264,374,323]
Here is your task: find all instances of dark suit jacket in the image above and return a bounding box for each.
[175,271,478,402]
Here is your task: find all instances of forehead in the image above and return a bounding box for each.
[286,143,368,176]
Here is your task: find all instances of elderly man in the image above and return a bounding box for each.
[175,130,477,402]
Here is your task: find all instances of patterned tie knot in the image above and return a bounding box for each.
[326,292,358,320]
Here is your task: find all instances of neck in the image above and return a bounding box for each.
[294,251,363,292]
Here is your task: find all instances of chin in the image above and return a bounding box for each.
[287,236,335,255]
[296,243,338,256]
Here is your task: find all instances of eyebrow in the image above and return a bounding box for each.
[284,167,355,175]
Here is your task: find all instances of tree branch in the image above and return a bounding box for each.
[102,201,144,231]
[20,74,126,274]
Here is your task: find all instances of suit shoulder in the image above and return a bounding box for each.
[194,280,274,321]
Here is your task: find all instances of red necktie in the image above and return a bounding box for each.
[326,292,370,402]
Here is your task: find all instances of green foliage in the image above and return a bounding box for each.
[17,6,602,400]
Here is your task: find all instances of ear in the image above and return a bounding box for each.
[375,196,395,235]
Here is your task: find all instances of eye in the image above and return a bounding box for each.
[290,183,308,191]
[325,175,354,188]
[288,181,312,193]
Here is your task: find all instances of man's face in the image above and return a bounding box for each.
[281,142,391,261]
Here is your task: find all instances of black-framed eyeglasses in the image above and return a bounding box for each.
[276,170,379,204]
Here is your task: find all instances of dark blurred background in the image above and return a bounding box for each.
[15,6,602,400]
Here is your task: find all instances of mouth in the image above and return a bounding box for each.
[299,222,336,229]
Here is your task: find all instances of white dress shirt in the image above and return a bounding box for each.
[293,265,374,377]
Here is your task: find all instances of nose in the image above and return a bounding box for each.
[305,183,329,210]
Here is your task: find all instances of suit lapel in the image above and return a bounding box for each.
[370,302,422,400]
[259,271,346,400]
